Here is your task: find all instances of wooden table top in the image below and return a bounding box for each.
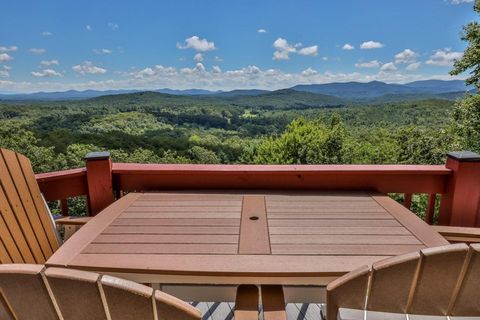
[47,191,448,285]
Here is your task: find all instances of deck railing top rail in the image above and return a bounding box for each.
[35,151,480,228]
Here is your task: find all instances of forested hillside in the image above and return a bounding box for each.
[0,90,468,173]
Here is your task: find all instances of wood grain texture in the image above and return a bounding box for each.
[261,285,287,320]
[235,285,259,320]
[239,195,270,254]
[46,193,141,267]
[0,150,46,262]
[370,193,449,247]
[0,148,61,264]
[46,191,446,285]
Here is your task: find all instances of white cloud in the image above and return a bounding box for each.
[298,45,318,57]
[72,61,107,75]
[40,60,59,66]
[0,53,13,62]
[355,60,381,68]
[394,49,418,64]
[3,65,12,70]
[177,36,216,52]
[133,65,177,79]
[322,56,328,61]
[272,37,296,60]
[93,48,112,54]
[302,68,318,76]
[180,63,207,74]
[272,38,319,60]
[360,41,384,49]
[214,56,223,62]
[451,0,474,4]
[31,69,62,77]
[108,22,119,31]
[194,53,204,62]
[0,63,466,93]
[257,29,267,33]
[426,49,463,67]
[29,48,46,55]
[406,62,421,71]
[212,65,222,73]
[0,70,9,78]
[86,25,92,31]
[41,31,53,36]
[342,43,354,50]
[380,62,397,72]
[0,46,18,52]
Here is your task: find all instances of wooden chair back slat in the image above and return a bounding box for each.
[0,264,201,320]
[17,152,60,252]
[408,243,469,315]
[45,267,108,320]
[326,265,370,320]
[0,239,12,264]
[326,244,480,320]
[450,244,480,316]
[0,148,61,263]
[100,274,155,320]
[367,251,420,314]
[0,163,37,263]
[2,149,55,260]
[0,264,59,320]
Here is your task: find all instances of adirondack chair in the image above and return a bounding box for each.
[322,243,480,320]
[0,148,89,264]
[0,264,202,320]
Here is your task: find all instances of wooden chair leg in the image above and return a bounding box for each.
[234,285,259,320]
[261,285,287,320]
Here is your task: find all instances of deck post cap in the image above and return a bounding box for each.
[447,151,480,162]
[84,151,111,161]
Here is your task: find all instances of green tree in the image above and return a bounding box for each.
[449,0,480,154]
[253,115,346,164]
[189,146,220,164]
[450,0,480,88]
[450,94,480,152]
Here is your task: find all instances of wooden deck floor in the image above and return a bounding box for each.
[192,302,323,320]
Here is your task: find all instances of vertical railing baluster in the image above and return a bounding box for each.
[60,198,69,216]
[426,194,436,225]
[404,193,412,209]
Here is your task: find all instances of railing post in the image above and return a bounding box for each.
[438,151,480,227]
[85,152,114,216]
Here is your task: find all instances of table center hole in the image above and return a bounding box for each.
[249,216,259,221]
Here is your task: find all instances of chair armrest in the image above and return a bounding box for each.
[432,226,480,243]
[55,216,92,226]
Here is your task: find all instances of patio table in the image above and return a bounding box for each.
[46,191,448,302]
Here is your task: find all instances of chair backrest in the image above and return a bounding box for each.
[0,264,202,320]
[326,243,480,320]
[0,148,60,264]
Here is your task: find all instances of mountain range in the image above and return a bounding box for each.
[0,80,475,102]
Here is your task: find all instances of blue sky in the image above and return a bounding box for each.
[0,0,477,93]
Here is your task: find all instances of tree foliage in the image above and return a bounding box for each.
[450,0,480,89]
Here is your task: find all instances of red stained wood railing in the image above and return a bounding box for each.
[34,151,480,227]
[426,193,437,225]
[111,163,450,193]
[403,193,413,209]
[36,167,87,201]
